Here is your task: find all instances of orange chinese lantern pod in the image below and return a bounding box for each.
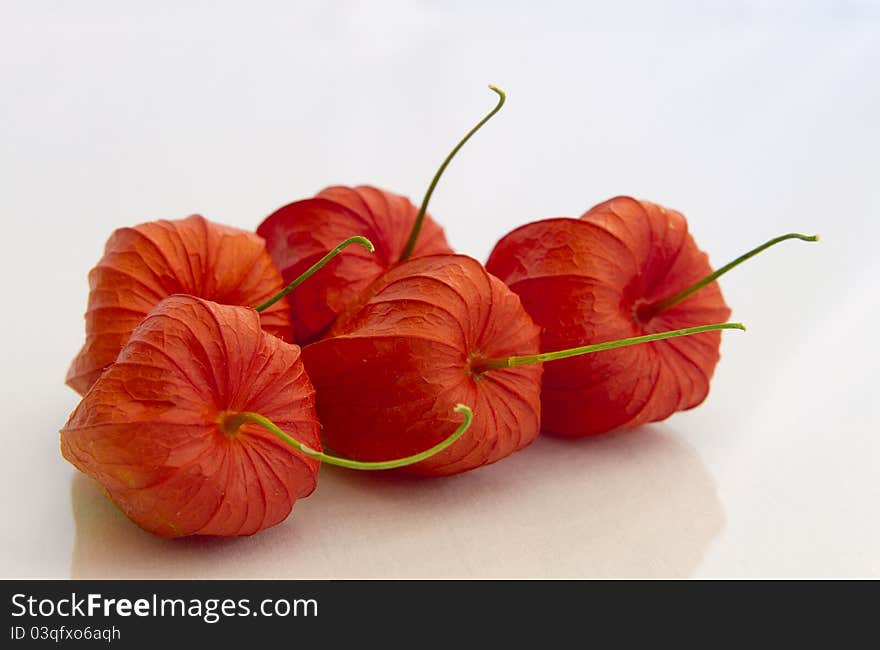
[486,196,817,437]
[61,295,320,537]
[302,253,741,476]
[256,186,452,344]
[302,254,542,477]
[60,294,474,538]
[66,214,292,396]
[257,85,506,345]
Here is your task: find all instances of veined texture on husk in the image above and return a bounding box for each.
[66,215,291,395]
[486,196,731,437]
[257,185,452,345]
[302,254,542,477]
[61,295,320,538]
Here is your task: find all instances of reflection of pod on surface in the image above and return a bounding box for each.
[70,425,724,579]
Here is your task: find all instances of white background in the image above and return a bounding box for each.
[1,1,877,578]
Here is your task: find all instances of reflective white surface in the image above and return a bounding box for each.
[1,1,878,579]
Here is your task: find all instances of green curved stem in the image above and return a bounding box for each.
[398,85,506,262]
[646,233,819,317]
[225,404,473,470]
[254,236,375,313]
[475,322,745,372]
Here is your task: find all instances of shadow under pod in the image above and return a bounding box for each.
[70,424,724,579]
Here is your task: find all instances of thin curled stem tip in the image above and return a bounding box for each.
[647,232,819,316]
[254,235,374,313]
[223,404,473,471]
[398,85,506,262]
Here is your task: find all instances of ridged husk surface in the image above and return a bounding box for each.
[61,296,320,537]
[67,215,291,395]
[486,196,731,436]
[257,185,452,344]
[303,254,542,476]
